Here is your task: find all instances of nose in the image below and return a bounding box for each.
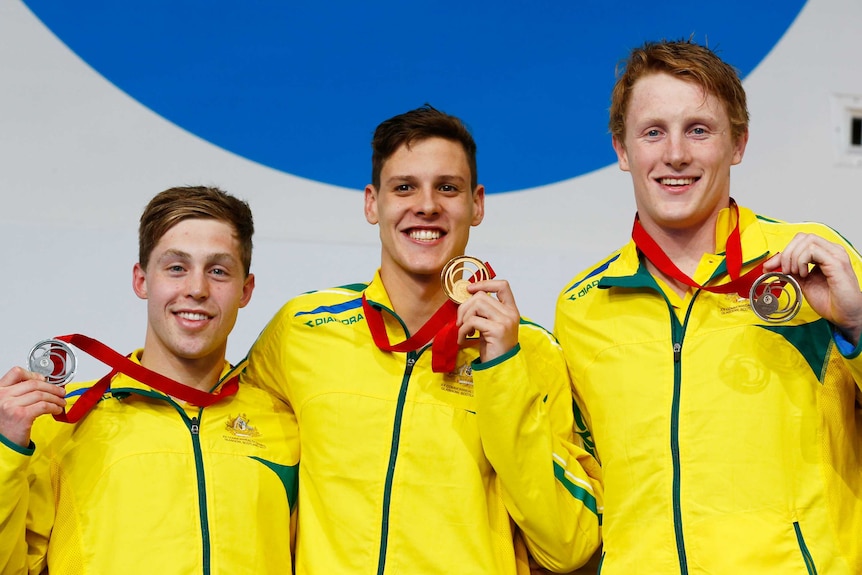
[186,270,209,300]
[663,132,691,169]
[415,186,440,216]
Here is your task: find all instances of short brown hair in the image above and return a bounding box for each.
[138,186,254,276]
[371,104,478,190]
[609,39,749,143]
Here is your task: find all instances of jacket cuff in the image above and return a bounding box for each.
[0,432,34,455]
[833,327,861,359]
[471,343,521,371]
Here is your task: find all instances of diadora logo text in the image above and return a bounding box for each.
[304,313,365,328]
[568,279,599,301]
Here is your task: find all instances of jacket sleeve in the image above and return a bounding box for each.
[839,242,862,390]
[0,423,54,575]
[0,434,31,574]
[472,324,603,572]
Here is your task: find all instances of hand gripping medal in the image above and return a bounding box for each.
[364,255,496,374]
[748,271,802,323]
[25,334,241,423]
[632,201,804,325]
[28,338,77,385]
[441,256,493,304]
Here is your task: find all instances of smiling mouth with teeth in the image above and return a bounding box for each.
[409,229,442,241]
[659,177,696,186]
[177,311,210,321]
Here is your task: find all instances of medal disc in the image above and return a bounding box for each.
[749,272,802,323]
[441,256,491,304]
[28,339,77,385]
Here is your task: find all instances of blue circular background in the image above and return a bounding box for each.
[24,1,806,193]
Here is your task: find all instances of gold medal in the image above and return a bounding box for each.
[441,256,491,304]
[749,272,802,323]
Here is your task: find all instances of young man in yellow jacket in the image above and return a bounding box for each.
[0,186,299,574]
[555,39,862,574]
[244,105,603,574]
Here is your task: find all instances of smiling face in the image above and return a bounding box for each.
[364,137,485,288]
[133,218,254,376]
[612,72,748,239]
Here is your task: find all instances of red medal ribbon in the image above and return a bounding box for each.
[51,333,239,423]
[631,201,770,298]
[362,262,495,373]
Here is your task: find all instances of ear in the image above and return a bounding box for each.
[471,185,485,226]
[612,135,631,172]
[132,263,148,300]
[364,185,379,225]
[731,128,749,166]
[239,273,255,309]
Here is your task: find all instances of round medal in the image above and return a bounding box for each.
[749,272,802,323]
[441,256,491,304]
[28,339,77,385]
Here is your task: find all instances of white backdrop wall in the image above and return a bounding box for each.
[1,0,861,380]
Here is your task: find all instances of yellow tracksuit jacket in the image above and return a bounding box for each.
[243,271,603,574]
[555,205,862,574]
[0,353,299,574]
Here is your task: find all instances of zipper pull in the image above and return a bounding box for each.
[190,417,200,435]
[673,342,682,363]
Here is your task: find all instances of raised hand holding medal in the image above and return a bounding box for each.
[762,233,862,344]
[632,202,807,324]
[364,255,521,372]
[443,256,522,364]
[19,334,241,424]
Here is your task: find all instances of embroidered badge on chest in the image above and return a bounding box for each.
[225,413,260,437]
[440,362,475,397]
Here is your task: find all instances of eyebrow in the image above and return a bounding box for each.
[157,249,192,263]
[383,174,468,185]
[157,249,239,266]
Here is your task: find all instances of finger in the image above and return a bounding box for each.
[457,290,511,328]
[30,391,68,410]
[761,252,783,272]
[795,238,844,278]
[2,378,67,401]
[16,398,66,420]
[465,281,519,316]
[0,366,45,388]
[467,279,514,302]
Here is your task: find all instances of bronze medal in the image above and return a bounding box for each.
[749,272,802,323]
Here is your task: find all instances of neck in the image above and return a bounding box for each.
[379,269,449,335]
[640,219,718,298]
[138,345,225,393]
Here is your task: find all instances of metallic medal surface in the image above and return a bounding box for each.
[28,339,77,385]
[441,256,491,304]
[749,272,802,323]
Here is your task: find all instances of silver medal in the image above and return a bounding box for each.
[749,272,802,323]
[28,339,77,385]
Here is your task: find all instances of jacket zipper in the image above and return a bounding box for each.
[670,292,700,575]
[669,338,688,575]
[376,352,417,575]
[189,412,211,575]
[794,521,819,575]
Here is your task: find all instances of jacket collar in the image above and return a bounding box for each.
[108,349,237,395]
[600,203,772,290]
